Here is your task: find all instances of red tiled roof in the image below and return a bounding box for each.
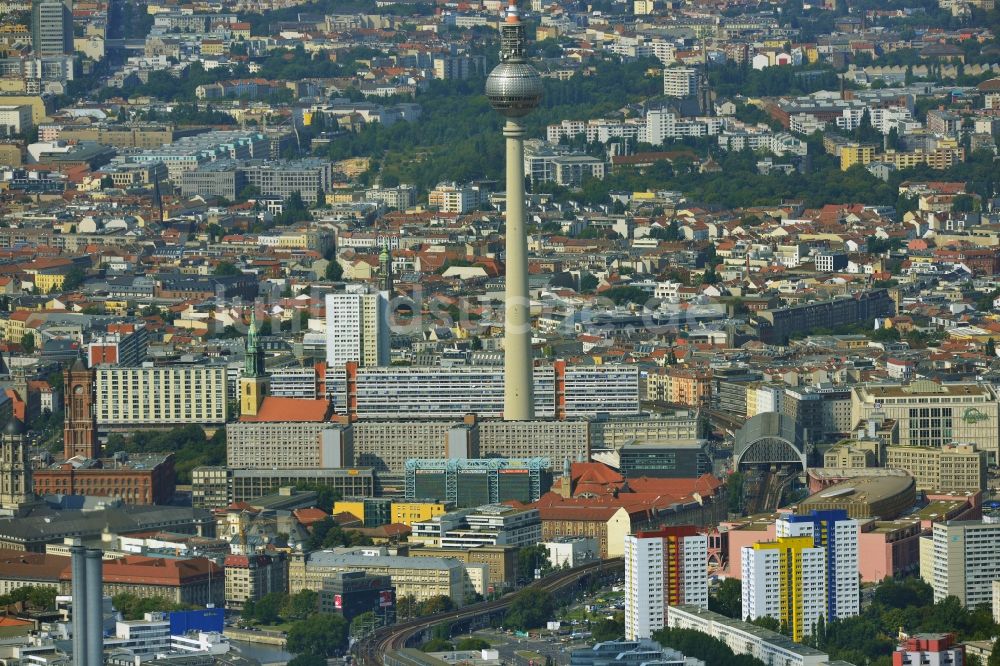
[59,556,221,586]
[240,397,330,422]
[294,508,330,526]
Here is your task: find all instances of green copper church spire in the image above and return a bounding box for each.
[245,310,265,377]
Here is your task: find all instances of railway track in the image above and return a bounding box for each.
[355,558,624,665]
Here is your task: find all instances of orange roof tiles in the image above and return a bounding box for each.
[240,397,330,423]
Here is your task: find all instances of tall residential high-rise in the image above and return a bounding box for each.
[742,536,826,642]
[63,357,100,460]
[0,418,33,515]
[663,67,699,98]
[624,526,708,640]
[777,510,860,622]
[485,0,542,421]
[31,0,72,56]
[240,312,270,418]
[325,291,390,368]
[921,520,1000,608]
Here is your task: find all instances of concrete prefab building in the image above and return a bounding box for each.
[94,365,228,429]
[625,526,708,640]
[325,292,390,368]
[921,520,1000,608]
[226,421,353,470]
[742,536,826,642]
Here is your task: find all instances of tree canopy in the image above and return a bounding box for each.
[504,589,554,630]
[286,613,349,658]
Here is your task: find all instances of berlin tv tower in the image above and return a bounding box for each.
[486,0,543,420]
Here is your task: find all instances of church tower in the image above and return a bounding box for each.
[240,312,269,417]
[379,244,393,295]
[0,418,33,515]
[63,357,99,460]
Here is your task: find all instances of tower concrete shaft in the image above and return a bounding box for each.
[503,119,533,420]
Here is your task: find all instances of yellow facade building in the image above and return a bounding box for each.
[391,502,448,526]
[840,143,876,170]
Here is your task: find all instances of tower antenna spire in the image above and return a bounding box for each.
[486,0,542,420]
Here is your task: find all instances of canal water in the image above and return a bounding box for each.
[230,639,296,664]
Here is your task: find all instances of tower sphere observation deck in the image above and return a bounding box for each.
[485,0,543,117]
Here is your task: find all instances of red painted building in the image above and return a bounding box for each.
[33,453,176,504]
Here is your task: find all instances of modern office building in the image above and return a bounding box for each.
[318,571,395,623]
[325,291,390,368]
[663,67,699,98]
[244,159,333,204]
[94,365,228,430]
[851,380,1000,461]
[31,0,72,56]
[410,504,542,549]
[782,385,853,444]
[618,442,711,479]
[191,467,374,509]
[885,444,986,492]
[921,520,1000,608]
[589,412,699,449]
[777,510,860,623]
[404,458,552,507]
[742,536,827,642]
[333,498,395,527]
[624,526,708,640]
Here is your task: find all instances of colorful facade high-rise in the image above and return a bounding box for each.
[625,526,708,640]
[741,510,860,642]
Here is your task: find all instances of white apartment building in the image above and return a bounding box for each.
[921,521,1000,608]
[95,365,228,427]
[363,184,416,209]
[663,67,698,98]
[428,182,480,213]
[0,105,32,136]
[625,527,708,640]
[325,290,390,368]
[717,130,808,156]
[438,505,542,549]
[668,606,837,666]
[318,365,641,420]
[644,109,722,144]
